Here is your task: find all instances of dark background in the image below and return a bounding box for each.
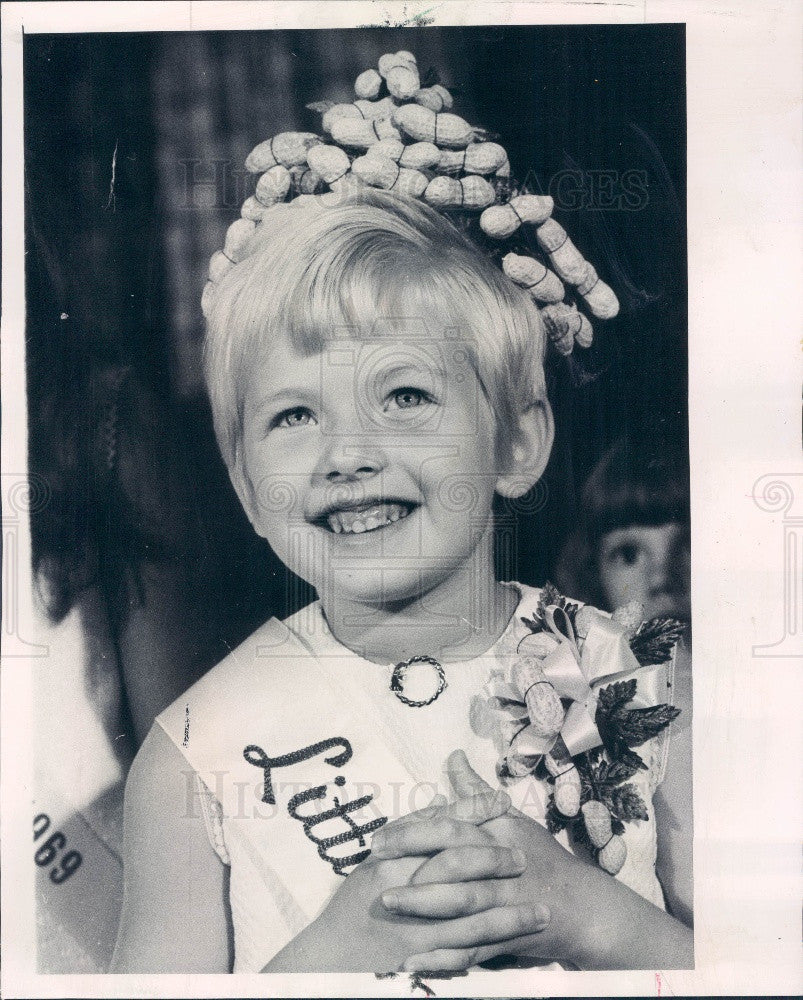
[25,25,686,680]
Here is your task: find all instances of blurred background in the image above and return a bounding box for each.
[24,25,686,971]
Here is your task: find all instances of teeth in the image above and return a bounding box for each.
[325,502,412,535]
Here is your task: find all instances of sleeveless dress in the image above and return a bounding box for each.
[156,582,674,976]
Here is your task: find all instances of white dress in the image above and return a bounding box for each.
[156,582,674,976]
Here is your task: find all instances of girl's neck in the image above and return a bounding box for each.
[318,532,519,666]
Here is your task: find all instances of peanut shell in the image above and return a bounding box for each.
[329,116,400,149]
[544,755,581,817]
[480,195,554,239]
[598,836,627,875]
[200,280,215,319]
[223,218,256,263]
[289,164,324,195]
[581,800,613,849]
[536,217,569,253]
[480,203,520,239]
[511,195,554,225]
[574,313,594,349]
[548,233,589,285]
[512,657,564,740]
[399,142,441,170]
[414,84,453,112]
[255,164,291,206]
[438,142,508,176]
[240,195,269,222]
[209,249,234,282]
[351,155,427,197]
[392,104,475,148]
[377,51,419,99]
[541,303,584,356]
[245,132,320,173]
[385,64,420,100]
[424,175,495,210]
[371,138,404,161]
[306,144,351,184]
[354,68,382,99]
[576,263,620,319]
[502,252,565,304]
[354,96,396,120]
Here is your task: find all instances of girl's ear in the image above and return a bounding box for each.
[495,399,555,499]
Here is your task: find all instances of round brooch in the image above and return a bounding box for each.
[390,655,447,708]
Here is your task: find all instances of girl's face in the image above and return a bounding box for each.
[238,326,505,608]
[597,521,691,621]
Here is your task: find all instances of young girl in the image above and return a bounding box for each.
[112,53,693,978]
[555,438,691,622]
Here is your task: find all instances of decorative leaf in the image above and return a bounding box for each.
[596,704,650,771]
[537,581,563,614]
[603,757,644,783]
[545,796,568,835]
[568,813,593,850]
[613,703,681,748]
[611,816,625,836]
[532,581,580,633]
[609,783,649,823]
[630,616,686,666]
[306,100,334,114]
[520,613,543,635]
[596,680,637,716]
[615,745,648,773]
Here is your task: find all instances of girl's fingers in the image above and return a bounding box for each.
[408,845,527,885]
[404,904,550,964]
[371,818,495,860]
[446,749,492,799]
[406,793,449,820]
[402,933,547,974]
[446,751,526,821]
[386,789,509,834]
[443,789,511,825]
[382,878,511,918]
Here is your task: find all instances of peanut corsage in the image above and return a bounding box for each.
[475,583,684,874]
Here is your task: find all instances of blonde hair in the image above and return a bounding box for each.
[204,187,547,472]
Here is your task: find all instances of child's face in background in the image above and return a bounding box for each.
[238,324,504,608]
[597,521,691,621]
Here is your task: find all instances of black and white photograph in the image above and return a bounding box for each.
[1,2,800,997]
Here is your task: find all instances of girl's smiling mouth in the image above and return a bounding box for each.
[312,500,417,535]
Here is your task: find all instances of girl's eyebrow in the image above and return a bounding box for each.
[379,360,448,382]
[251,387,317,416]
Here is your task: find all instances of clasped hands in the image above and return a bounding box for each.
[303,749,592,974]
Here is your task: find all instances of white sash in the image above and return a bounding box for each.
[156,615,421,968]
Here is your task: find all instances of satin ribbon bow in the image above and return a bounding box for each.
[492,605,643,767]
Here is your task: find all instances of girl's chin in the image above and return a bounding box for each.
[310,565,464,609]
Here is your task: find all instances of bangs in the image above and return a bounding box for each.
[204,188,546,470]
[582,441,690,539]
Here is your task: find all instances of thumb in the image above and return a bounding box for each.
[446,749,495,798]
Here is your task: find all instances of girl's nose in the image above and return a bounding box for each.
[647,552,671,594]
[316,437,387,483]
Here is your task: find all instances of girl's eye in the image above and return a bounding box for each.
[273,407,315,429]
[609,543,643,567]
[387,387,433,411]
